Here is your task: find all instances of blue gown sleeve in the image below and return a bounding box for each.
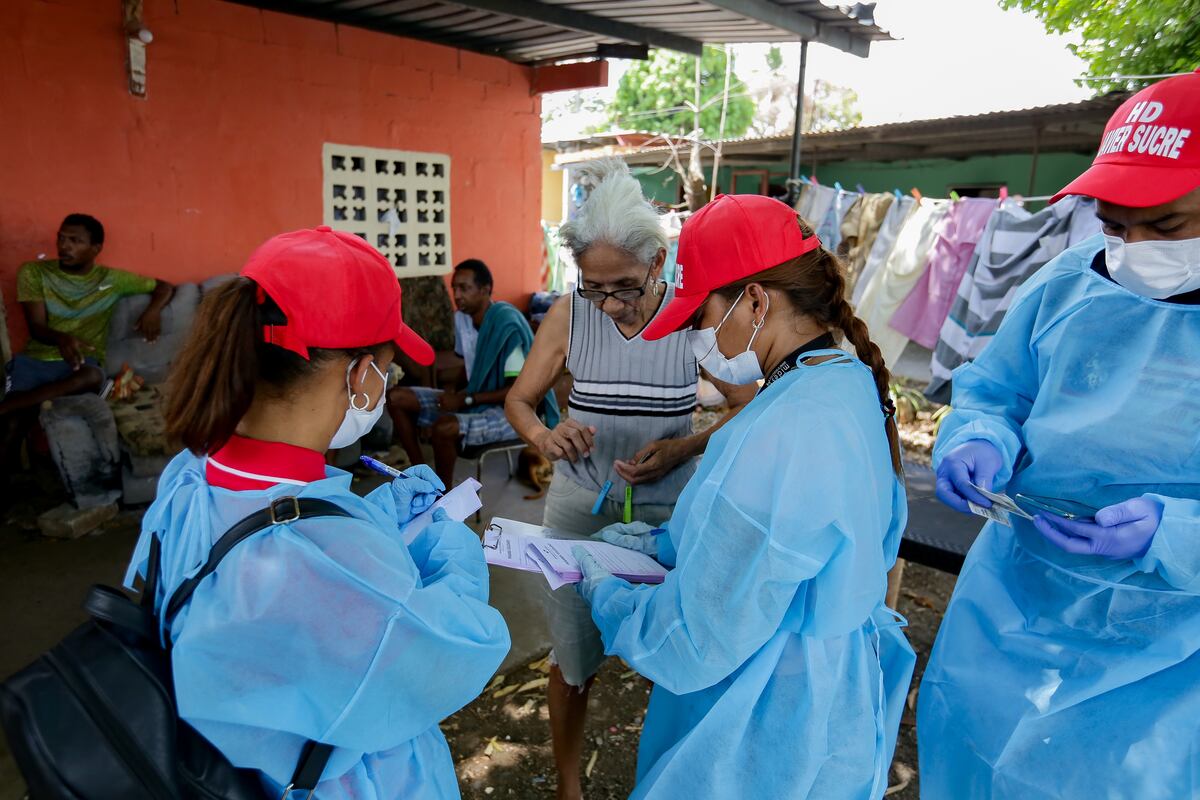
[170,516,510,757]
[1136,495,1200,593]
[406,518,492,600]
[586,404,872,696]
[933,274,1054,487]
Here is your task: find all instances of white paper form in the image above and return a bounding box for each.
[481,517,553,572]
[403,478,483,544]
[525,538,668,585]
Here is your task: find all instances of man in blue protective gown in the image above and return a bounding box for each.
[918,70,1200,798]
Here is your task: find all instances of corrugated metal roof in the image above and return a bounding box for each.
[232,0,891,63]
[554,94,1129,165]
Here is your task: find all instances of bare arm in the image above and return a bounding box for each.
[505,296,595,462]
[614,371,756,485]
[134,280,174,342]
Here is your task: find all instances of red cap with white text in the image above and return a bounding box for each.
[241,226,434,365]
[1053,69,1200,207]
[642,194,822,341]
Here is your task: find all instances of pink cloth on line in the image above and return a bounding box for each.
[889,197,997,349]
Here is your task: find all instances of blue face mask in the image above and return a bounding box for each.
[686,290,768,385]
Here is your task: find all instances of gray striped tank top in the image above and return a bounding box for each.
[558,283,699,505]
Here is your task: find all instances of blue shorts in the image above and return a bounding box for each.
[408,386,518,447]
[4,353,102,394]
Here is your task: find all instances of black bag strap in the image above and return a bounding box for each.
[156,495,351,794]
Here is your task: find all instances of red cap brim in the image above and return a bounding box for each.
[1052,162,1200,207]
[395,322,435,366]
[642,291,708,342]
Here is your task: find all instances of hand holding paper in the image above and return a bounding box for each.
[402,478,483,544]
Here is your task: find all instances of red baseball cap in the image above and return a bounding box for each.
[1053,69,1200,207]
[241,226,434,365]
[643,194,821,341]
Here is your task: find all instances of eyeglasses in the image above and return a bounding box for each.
[577,267,653,304]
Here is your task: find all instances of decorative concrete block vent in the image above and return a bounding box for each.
[322,143,452,278]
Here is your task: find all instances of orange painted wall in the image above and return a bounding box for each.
[0,0,543,353]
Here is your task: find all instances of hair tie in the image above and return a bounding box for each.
[882,399,897,419]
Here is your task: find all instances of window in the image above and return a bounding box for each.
[322,143,451,278]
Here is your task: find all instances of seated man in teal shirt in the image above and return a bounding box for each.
[388,259,557,487]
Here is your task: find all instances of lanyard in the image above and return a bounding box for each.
[759,332,838,392]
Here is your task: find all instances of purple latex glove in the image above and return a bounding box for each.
[1033,497,1164,559]
[935,440,1005,514]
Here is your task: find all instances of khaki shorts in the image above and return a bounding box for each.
[540,471,675,687]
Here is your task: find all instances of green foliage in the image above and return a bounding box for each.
[765,44,784,72]
[1000,0,1200,92]
[807,80,862,132]
[609,47,755,137]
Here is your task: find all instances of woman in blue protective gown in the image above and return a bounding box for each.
[919,72,1200,799]
[572,193,916,799]
[123,227,510,799]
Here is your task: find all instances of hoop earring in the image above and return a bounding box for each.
[350,392,371,411]
[653,281,661,297]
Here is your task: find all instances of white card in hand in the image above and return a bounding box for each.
[403,478,483,544]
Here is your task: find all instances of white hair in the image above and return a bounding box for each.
[559,158,667,268]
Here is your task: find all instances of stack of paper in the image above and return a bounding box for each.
[483,517,668,589]
[403,478,484,544]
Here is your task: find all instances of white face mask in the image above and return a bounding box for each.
[329,359,388,450]
[686,290,768,385]
[1104,234,1200,299]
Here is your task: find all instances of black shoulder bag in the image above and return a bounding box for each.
[0,496,349,799]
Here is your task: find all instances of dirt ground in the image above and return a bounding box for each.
[443,560,956,800]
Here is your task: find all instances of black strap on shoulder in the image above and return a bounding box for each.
[164,497,352,623]
[286,740,335,795]
[156,496,351,795]
[142,533,162,610]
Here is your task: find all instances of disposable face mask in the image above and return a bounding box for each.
[329,359,388,450]
[686,290,767,385]
[1104,234,1200,299]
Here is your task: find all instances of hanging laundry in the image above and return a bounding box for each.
[794,183,813,217]
[852,196,916,306]
[924,196,1101,403]
[856,197,952,367]
[799,184,837,232]
[840,193,896,289]
[816,188,861,254]
[889,196,998,349]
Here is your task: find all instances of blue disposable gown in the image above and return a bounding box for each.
[918,236,1200,799]
[584,352,915,799]
[123,452,510,799]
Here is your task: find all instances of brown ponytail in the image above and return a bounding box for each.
[717,217,904,478]
[165,277,389,456]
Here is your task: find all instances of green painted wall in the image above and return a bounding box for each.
[635,151,1095,207]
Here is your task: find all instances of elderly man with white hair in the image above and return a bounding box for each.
[507,160,753,800]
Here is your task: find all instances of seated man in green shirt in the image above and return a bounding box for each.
[2,214,173,478]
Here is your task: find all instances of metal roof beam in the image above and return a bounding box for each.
[444,0,704,55]
[700,0,870,57]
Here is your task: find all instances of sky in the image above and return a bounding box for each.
[541,0,1095,141]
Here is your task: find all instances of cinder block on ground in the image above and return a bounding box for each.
[37,502,118,540]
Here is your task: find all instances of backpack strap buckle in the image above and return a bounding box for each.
[269,496,302,525]
[279,784,315,800]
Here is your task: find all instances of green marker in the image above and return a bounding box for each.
[623,484,633,524]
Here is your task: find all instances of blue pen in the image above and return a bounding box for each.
[591,480,613,515]
[359,455,444,496]
[650,527,667,535]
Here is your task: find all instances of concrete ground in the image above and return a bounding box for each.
[0,450,978,798]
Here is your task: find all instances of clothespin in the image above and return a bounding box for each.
[999,185,1009,202]
[800,174,810,185]
[810,175,821,186]
[910,187,923,201]
[893,189,902,199]
[856,183,867,194]
[834,181,843,192]
[949,190,961,202]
